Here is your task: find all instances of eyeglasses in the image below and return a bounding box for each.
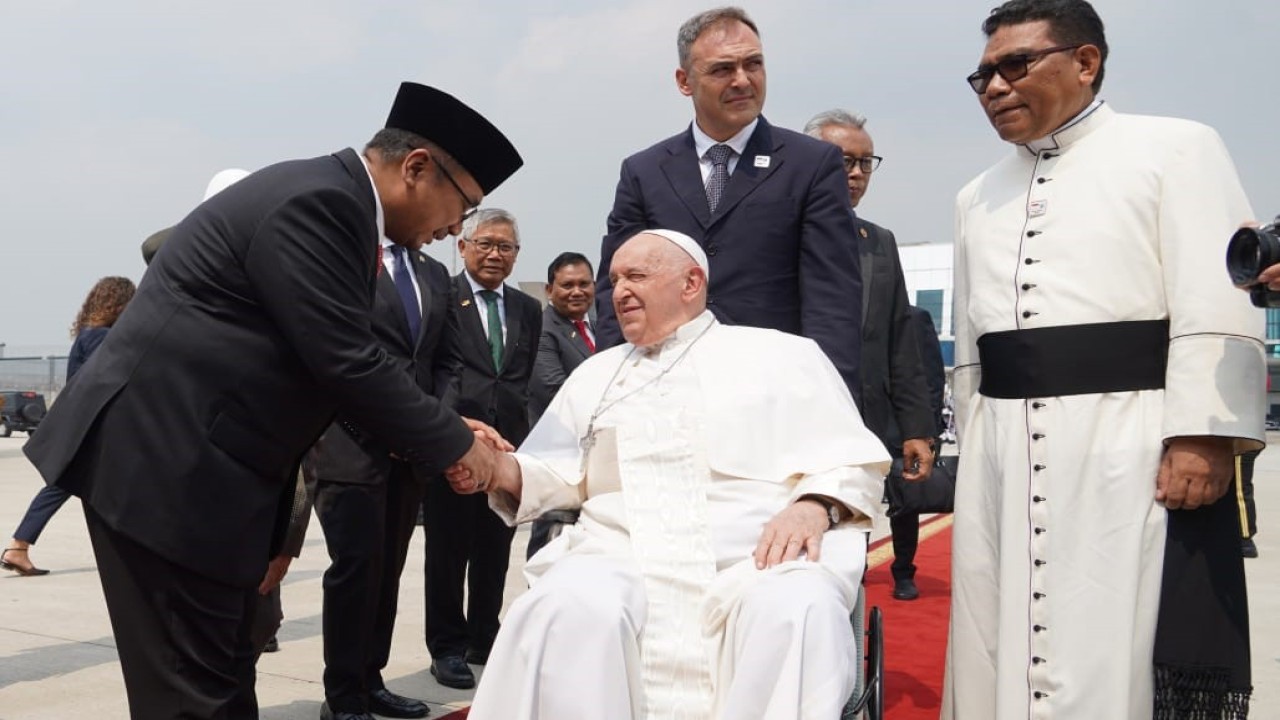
[437,161,481,223]
[966,44,1082,94]
[842,155,882,174]
[464,237,520,256]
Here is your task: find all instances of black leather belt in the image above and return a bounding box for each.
[977,319,1169,399]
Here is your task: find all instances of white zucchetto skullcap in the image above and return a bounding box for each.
[638,229,710,281]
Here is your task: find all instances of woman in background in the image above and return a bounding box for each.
[1,276,136,576]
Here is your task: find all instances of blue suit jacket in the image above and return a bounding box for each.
[595,116,863,395]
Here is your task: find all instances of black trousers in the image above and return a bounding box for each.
[890,512,920,581]
[84,504,259,720]
[422,476,516,659]
[313,462,424,712]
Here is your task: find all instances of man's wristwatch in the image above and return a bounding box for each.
[801,495,843,529]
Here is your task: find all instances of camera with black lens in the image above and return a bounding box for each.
[1226,217,1280,308]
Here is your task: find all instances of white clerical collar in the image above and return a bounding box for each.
[692,118,758,160]
[1021,99,1109,155]
[358,154,387,241]
[465,271,504,297]
[635,310,717,358]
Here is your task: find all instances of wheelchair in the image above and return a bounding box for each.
[537,509,884,720]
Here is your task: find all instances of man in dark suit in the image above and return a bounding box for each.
[303,238,460,719]
[806,109,939,601]
[525,251,597,558]
[529,252,596,422]
[22,83,522,719]
[424,208,542,690]
[595,6,862,396]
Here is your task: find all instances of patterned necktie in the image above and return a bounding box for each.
[388,245,421,342]
[704,143,733,212]
[477,289,504,370]
[572,318,596,353]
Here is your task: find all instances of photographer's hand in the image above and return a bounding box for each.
[1258,262,1280,291]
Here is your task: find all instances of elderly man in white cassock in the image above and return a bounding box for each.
[446,229,890,719]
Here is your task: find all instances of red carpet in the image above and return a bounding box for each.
[865,515,953,720]
[439,517,954,720]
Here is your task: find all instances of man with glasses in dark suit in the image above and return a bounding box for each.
[424,208,542,691]
[806,109,938,603]
[24,83,523,719]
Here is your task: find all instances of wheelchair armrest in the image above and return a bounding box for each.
[537,508,582,525]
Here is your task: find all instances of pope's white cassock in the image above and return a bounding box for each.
[467,311,890,720]
[944,101,1265,719]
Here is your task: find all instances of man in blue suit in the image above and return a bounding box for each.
[595,6,863,396]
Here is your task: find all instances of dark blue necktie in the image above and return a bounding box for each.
[389,245,421,342]
[705,143,733,212]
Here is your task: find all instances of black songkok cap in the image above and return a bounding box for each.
[385,82,523,195]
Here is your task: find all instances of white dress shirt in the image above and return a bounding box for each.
[465,271,507,342]
[691,118,758,184]
[380,238,421,307]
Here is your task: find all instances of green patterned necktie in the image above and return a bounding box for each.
[477,289,504,370]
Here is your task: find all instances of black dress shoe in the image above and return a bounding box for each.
[464,648,489,666]
[368,688,430,718]
[892,577,919,601]
[1242,538,1259,559]
[430,655,476,689]
[319,701,374,720]
[261,635,279,653]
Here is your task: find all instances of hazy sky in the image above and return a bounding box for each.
[2,0,1276,351]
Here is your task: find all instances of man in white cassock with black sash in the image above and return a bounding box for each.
[945,1,1264,719]
[446,229,890,719]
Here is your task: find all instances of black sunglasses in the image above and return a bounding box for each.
[966,44,1082,94]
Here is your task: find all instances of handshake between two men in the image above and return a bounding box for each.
[449,418,517,496]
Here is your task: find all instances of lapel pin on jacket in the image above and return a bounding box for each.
[753,155,770,168]
[859,227,869,238]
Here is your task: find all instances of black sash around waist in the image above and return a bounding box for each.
[977,319,1169,399]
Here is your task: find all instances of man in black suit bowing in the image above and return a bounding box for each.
[303,234,460,719]
[525,251,597,558]
[596,6,862,396]
[424,208,541,690]
[806,109,939,601]
[23,83,522,719]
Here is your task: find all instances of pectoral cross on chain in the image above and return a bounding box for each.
[579,425,598,475]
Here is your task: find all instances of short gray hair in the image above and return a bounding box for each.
[802,109,867,140]
[461,208,520,245]
[677,7,759,70]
